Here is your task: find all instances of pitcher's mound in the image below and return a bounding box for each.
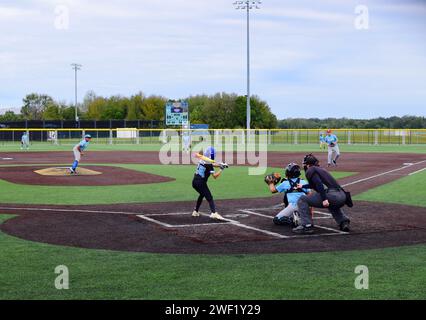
[35,167,102,176]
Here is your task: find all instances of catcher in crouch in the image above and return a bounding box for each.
[265,163,310,227]
[192,147,228,221]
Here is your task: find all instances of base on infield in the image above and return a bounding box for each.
[34,167,102,176]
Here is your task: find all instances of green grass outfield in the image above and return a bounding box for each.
[0,167,425,299]
[0,164,354,205]
[355,169,426,207]
[0,142,425,153]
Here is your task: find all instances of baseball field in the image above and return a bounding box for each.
[0,143,425,300]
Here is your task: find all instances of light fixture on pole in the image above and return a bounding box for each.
[71,63,82,122]
[233,1,261,130]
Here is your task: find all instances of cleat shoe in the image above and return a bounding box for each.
[192,211,200,217]
[292,224,314,235]
[273,216,295,227]
[69,168,76,174]
[210,212,226,221]
[333,160,337,166]
[340,220,350,232]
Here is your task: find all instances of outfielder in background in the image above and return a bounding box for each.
[319,132,326,150]
[192,147,227,221]
[266,163,310,227]
[182,125,191,154]
[70,134,92,174]
[324,129,340,166]
[21,132,30,150]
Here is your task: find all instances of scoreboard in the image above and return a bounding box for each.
[165,101,189,126]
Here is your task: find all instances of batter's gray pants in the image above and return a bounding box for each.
[297,189,349,226]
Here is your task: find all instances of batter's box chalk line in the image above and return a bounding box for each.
[238,209,347,237]
[137,209,347,239]
[137,212,231,229]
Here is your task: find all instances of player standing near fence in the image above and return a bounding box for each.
[70,134,92,174]
[182,125,191,154]
[319,132,327,150]
[21,132,30,150]
[324,129,340,166]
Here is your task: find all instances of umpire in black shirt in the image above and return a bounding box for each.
[294,154,350,234]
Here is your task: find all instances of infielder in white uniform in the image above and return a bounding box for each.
[21,132,30,150]
[324,129,340,166]
[182,126,191,154]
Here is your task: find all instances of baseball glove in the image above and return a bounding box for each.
[264,172,282,185]
[329,143,336,147]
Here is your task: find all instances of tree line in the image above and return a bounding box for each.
[1,92,424,129]
[0,92,277,129]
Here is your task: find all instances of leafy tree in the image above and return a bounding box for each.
[0,111,22,122]
[141,95,167,121]
[86,97,107,120]
[127,93,143,120]
[21,93,54,120]
[42,103,61,120]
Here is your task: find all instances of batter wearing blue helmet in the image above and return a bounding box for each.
[192,146,227,220]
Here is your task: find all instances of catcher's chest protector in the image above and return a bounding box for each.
[283,178,301,207]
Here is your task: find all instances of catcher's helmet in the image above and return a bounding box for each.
[303,154,319,166]
[204,146,216,160]
[285,163,301,178]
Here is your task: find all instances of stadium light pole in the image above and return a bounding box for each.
[233,1,261,131]
[71,63,82,122]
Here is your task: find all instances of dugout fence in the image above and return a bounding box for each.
[0,129,425,146]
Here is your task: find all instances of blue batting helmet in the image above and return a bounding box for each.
[204,146,216,161]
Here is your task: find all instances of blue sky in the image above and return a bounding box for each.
[0,0,425,119]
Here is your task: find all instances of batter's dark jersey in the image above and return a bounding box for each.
[194,162,215,182]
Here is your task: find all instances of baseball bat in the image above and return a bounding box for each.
[195,153,229,168]
[195,153,216,164]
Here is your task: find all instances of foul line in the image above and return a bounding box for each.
[342,160,426,188]
[0,206,136,215]
[409,167,426,176]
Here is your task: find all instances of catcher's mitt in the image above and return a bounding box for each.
[264,172,282,185]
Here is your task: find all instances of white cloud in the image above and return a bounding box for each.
[0,6,40,19]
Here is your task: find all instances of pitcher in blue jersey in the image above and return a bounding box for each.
[70,134,92,174]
